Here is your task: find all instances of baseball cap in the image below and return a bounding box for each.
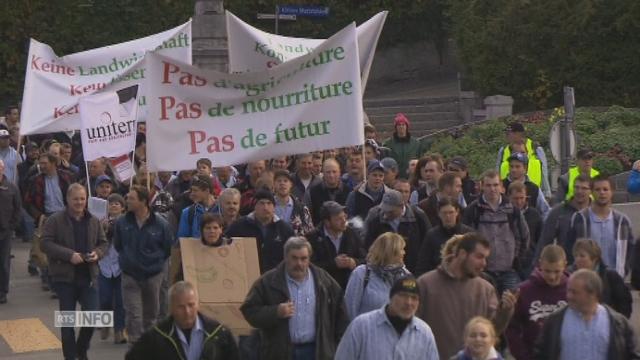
[381,157,398,172]
[0,129,9,138]
[508,152,529,164]
[448,156,468,170]
[380,189,404,212]
[505,122,525,133]
[96,175,114,186]
[319,201,346,220]
[389,276,420,298]
[577,149,594,160]
[367,159,385,173]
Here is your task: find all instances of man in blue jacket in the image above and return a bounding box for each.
[114,185,174,343]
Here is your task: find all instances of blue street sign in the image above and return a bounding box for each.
[277,5,330,18]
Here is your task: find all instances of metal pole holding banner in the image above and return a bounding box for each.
[561,86,575,174]
[275,5,279,34]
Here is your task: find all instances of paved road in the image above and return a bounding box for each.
[0,238,127,359]
[3,236,640,359]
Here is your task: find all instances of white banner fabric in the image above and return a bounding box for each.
[20,21,191,135]
[146,23,363,172]
[79,91,138,161]
[226,11,386,93]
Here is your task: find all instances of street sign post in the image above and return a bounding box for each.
[561,86,575,174]
[277,5,330,18]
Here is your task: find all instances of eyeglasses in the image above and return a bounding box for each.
[447,166,463,172]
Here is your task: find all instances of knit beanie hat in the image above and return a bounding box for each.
[394,113,410,128]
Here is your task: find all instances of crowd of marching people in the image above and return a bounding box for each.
[2,106,640,360]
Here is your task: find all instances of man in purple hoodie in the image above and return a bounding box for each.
[506,244,568,360]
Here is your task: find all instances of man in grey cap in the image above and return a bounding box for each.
[307,201,365,288]
[380,157,399,188]
[363,189,431,273]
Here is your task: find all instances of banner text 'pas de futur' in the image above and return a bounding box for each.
[146,24,363,172]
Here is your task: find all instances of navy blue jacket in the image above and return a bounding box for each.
[113,211,174,280]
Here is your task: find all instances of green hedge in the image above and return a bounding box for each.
[425,106,640,178]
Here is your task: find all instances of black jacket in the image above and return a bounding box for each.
[125,314,238,360]
[307,225,366,289]
[0,175,21,232]
[240,262,348,360]
[534,305,640,360]
[291,173,321,202]
[415,223,474,277]
[364,204,431,274]
[225,213,294,274]
[597,264,633,318]
[305,181,350,225]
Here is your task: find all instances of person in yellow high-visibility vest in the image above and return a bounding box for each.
[555,149,600,203]
[496,122,551,197]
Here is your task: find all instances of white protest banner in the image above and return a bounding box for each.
[146,23,363,172]
[87,197,108,221]
[21,21,191,135]
[226,11,387,93]
[79,86,138,161]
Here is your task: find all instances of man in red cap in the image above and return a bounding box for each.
[382,113,422,178]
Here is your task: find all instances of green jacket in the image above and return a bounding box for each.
[382,133,422,177]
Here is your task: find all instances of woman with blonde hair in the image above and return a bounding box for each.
[450,316,503,360]
[344,232,411,320]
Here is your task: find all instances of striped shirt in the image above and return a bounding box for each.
[335,306,439,360]
[560,305,610,360]
[286,270,316,344]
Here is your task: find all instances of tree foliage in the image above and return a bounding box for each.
[448,0,640,110]
[0,0,194,108]
[1,0,451,107]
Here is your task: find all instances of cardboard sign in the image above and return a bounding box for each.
[179,237,260,335]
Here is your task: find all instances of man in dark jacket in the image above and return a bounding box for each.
[463,170,530,294]
[346,160,390,220]
[126,281,238,360]
[0,159,21,304]
[226,188,295,273]
[534,269,640,360]
[291,153,321,201]
[113,185,174,343]
[508,181,543,277]
[307,201,365,289]
[304,158,350,225]
[534,175,591,262]
[41,184,108,360]
[364,189,431,273]
[240,237,348,360]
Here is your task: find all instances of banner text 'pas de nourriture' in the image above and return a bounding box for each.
[146,24,363,171]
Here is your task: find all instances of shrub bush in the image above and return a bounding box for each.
[424,106,640,179]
